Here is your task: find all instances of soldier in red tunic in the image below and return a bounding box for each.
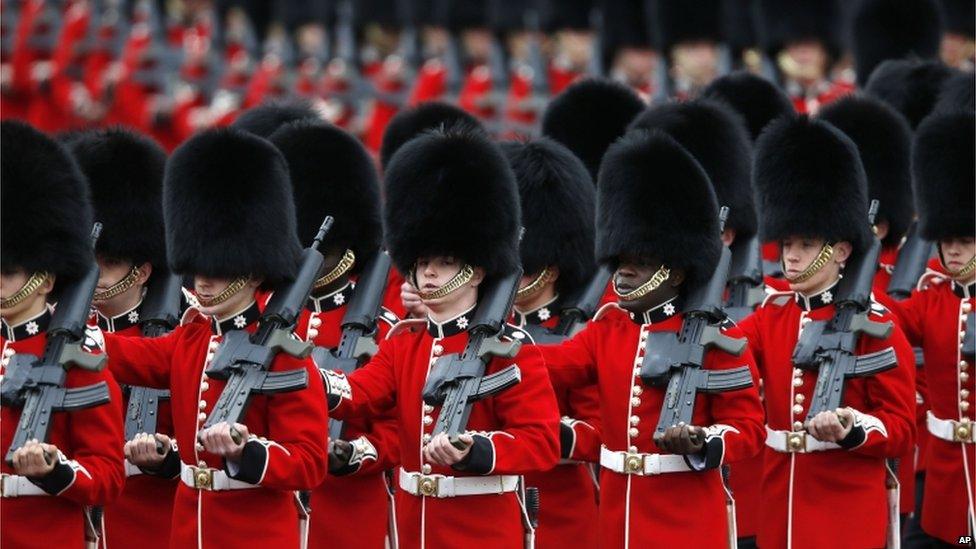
[324,127,561,549]
[1,120,125,549]
[539,129,766,547]
[740,115,917,548]
[500,138,601,549]
[890,110,976,547]
[649,1,726,101]
[270,119,402,549]
[67,128,179,549]
[103,128,330,548]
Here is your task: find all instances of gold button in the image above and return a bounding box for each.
[630,415,640,426]
[422,434,431,444]
[201,382,210,392]
[801,317,812,326]
[307,328,319,339]
[310,316,322,328]
[195,443,205,452]
[792,404,804,415]
[961,331,967,339]
[198,412,207,422]
[2,348,15,357]
[963,302,973,313]
[631,397,641,407]
[201,374,209,382]
[961,361,970,371]
[632,385,643,396]
[423,415,433,425]
[793,421,804,431]
[634,359,643,368]
[634,367,642,376]
[421,463,432,474]
[793,368,803,377]
[209,341,220,351]
[962,401,972,411]
[629,445,638,453]
[197,460,207,467]
[423,404,434,413]
[793,378,803,387]
[962,389,971,399]
[206,352,215,362]
[198,400,207,410]
[628,427,639,437]
[432,344,444,356]
[961,372,971,383]
[794,394,805,404]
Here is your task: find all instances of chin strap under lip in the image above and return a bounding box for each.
[413,264,475,301]
[92,265,141,302]
[0,271,49,309]
[783,243,835,284]
[196,276,250,307]
[613,265,671,302]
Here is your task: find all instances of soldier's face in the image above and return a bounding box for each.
[193,275,260,318]
[0,268,53,321]
[614,255,682,313]
[782,236,851,294]
[940,237,976,281]
[94,256,151,313]
[413,256,483,311]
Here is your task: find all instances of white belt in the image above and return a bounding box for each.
[179,463,258,491]
[927,411,974,443]
[398,468,519,498]
[765,425,841,453]
[124,460,143,477]
[1,474,50,498]
[599,445,692,476]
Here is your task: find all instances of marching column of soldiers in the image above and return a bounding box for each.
[0,1,974,549]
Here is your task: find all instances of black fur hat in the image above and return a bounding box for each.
[539,0,592,32]
[231,100,320,138]
[541,78,645,180]
[753,115,871,251]
[851,0,944,87]
[865,59,956,128]
[269,120,382,272]
[701,71,794,140]
[596,130,721,286]
[500,138,595,295]
[433,0,488,32]
[380,101,484,169]
[754,0,844,61]
[722,0,758,59]
[939,0,975,38]
[1,121,94,280]
[818,95,914,246]
[68,128,167,269]
[599,0,653,72]
[935,71,976,113]
[912,109,975,240]
[650,0,724,53]
[383,127,521,277]
[628,99,757,239]
[164,128,302,285]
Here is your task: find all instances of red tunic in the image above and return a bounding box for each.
[889,278,976,544]
[789,79,855,115]
[407,59,447,106]
[329,307,561,549]
[737,285,916,549]
[102,299,329,548]
[538,299,765,548]
[1,308,125,549]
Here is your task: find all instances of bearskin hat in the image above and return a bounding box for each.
[912,109,975,240]
[231,100,321,138]
[939,0,975,38]
[819,95,914,246]
[650,0,724,53]
[754,0,844,61]
[269,120,382,273]
[500,138,595,295]
[1,121,94,279]
[164,128,302,285]
[68,128,167,269]
[628,99,757,239]
[433,0,488,32]
[541,78,645,180]
[596,130,722,286]
[383,127,520,278]
[380,102,484,169]
[753,115,871,251]
[701,71,794,140]
[935,71,975,113]
[851,0,944,88]
[599,0,653,73]
[488,0,528,33]
[539,0,592,32]
[865,59,956,128]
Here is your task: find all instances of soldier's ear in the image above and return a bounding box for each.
[833,241,853,264]
[669,268,686,288]
[38,274,55,297]
[549,265,560,284]
[469,267,486,288]
[136,263,153,286]
[721,228,736,247]
[247,277,264,290]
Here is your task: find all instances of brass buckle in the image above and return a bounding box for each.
[623,452,645,474]
[193,467,214,490]
[417,475,439,497]
[953,419,973,443]
[786,432,807,453]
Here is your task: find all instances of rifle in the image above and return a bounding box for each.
[312,250,393,442]
[1,224,111,464]
[886,220,934,301]
[521,264,613,344]
[201,217,333,431]
[792,200,899,423]
[422,268,525,449]
[638,208,754,437]
[724,233,765,322]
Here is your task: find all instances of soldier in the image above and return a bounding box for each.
[1,120,125,548]
[937,0,975,70]
[539,129,765,547]
[269,119,402,549]
[739,115,916,548]
[500,138,601,549]
[101,128,329,547]
[850,0,944,89]
[890,109,975,547]
[67,127,178,549]
[537,0,596,94]
[324,126,561,548]
[649,0,726,100]
[599,0,656,100]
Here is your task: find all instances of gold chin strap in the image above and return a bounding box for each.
[946,255,976,281]
[197,276,250,307]
[784,243,835,284]
[613,265,671,302]
[0,271,49,309]
[777,50,823,82]
[92,265,141,302]
[313,249,356,291]
[414,264,475,301]
[515,267,555,302]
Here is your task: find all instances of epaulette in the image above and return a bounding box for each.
[377,307,400,327]
[502,323,534,344]
[385,318,426,340]
[594,302,624,321]
[916,269,948,292]
[761,290,795,308]
[180,306,206,327]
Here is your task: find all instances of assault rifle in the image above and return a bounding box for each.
[2,224,110,464]
[886,220,934,301]
[201,217,333,431]
[724,233,765,322]
[312,250,393,441]
[637,208,754,437]
[422,268,524,449]
[521,264,613,344]
[792,201,899,423]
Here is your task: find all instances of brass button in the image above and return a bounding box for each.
[198,400,207,410]
[961,401,971,412]
[793,378,803,387]
[632,385,643,396]
[421,463,432,474]
[961,372,971,383]
[422,415,433,425]
[631,397,641,408]
[422,434,431,444]
[630,415,640,426]
[962,389,971,399]
[2,348,15,357]
[628,445,638,453]
[195,443,205,452]
[961,360,970,371]
[198,412,207,422]
[432,344,444,356]
[200,381,210,392]
[963,302,973,313]
[794,394,805,404]
[792,404,804,415]
[628,427,639,438]
[793,421,804,431]
[307,328,319,340]
[423,404,434,413]
[793,368,803,377]
[310,316,322,328]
